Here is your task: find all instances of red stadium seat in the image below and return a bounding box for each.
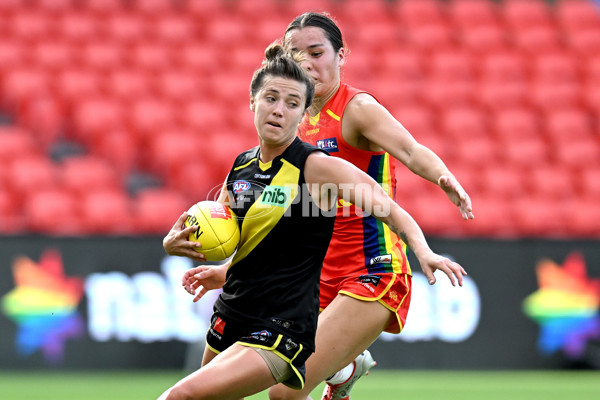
[440,107,488,141]
[105,13,150,45]
[177,41,223,76]
[144,128,201,180]
[529,80,581,113]
[477,80,528,112]
[585,55,600,83]
[179,98,230,133]
[154,14,198,45]
[155,71,205,106]
[461,196,518,237]
[168,160,217,202]
[1,68,49,114]
[0,186,23,234]
[133,0,176,17]
[59,155,121,197]
[502,136,549,168]
[423,78,476,110]
[554,138,600,170]
[24,188,84,235]
[452,136,499,168]
[564,198,600,237]
[582,81,600,112]
[7,156,60,205]
[128,98,177,141]
[544,109,593,143]
[183,0,226,23]
[34,0,73,15]
[55,68,102,112]
[0,126,40,165]
[448,0,499,28]
[255,16,293,46]
[404,23,453,52]
[0,40,26,77]
[427,50,475,80]
[17,93,64,149]
[31,40,75,73]
[235,0,280,23]
[531,51,580,83]
[527,165,576,200]
[81,0,123,16]
[133,188,190,234]
[492,108,541,142]
[8,10,52,43]
[406,196,467,237]
[479,50,527,82]
[556,0,600,31]
[204,16,250,47]
[90,128,139,174]
[372,77,422,109]
[512,196,569,237]
[379,47,423,80]
[56,11,101,44]
[564,27,600,57]
[393,105,437,138]
[72,97,125,145]
[80,41,125,73]
[393,0,444,27]
[458,23,507,54]
[510,25,561,55]
[502,0,553,30]
[480,165,526,200]
[579,166,600,201]
[339,0,393,25]
[444,163,482,196]
[106,68,152,103]
[80,189,134,235]
[130,43,175,74]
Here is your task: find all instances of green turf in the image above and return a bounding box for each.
[0,370,599,400]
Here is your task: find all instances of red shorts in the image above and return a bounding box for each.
[319,273,412,334]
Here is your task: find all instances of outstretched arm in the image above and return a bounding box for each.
[343,94,474,220]
[304,152,466,286]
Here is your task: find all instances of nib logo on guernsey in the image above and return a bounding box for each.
[0,250,84,363]
[523,252,600,359]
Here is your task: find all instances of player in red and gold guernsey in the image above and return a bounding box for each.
[268,12,475,400]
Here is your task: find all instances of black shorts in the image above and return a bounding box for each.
[205,311,312,390]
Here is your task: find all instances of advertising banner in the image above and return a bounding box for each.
[1,236,598,370]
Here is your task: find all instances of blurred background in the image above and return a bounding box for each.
[0,0,599,381]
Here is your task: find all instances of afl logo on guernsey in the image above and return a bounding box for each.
[316,137,339,153]
[233,180,251,193]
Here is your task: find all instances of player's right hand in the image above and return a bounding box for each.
[163,211,206,262]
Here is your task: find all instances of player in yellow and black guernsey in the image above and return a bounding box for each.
[160,43,466,400]
[210,136,334,390]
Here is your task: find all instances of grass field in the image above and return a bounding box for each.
[1,370,599,400]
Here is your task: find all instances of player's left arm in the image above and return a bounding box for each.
[344,94,474,220]
[305,152,466,286]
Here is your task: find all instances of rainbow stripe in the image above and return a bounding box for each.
[1,250,84,363]
[523,252,600,358]
[363,153,409,275]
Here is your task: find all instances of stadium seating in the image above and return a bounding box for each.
[0,0,598,238]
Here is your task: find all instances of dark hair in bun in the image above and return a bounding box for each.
[250,42,314,110]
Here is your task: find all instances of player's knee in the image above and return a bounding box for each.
[268,385,295,400]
